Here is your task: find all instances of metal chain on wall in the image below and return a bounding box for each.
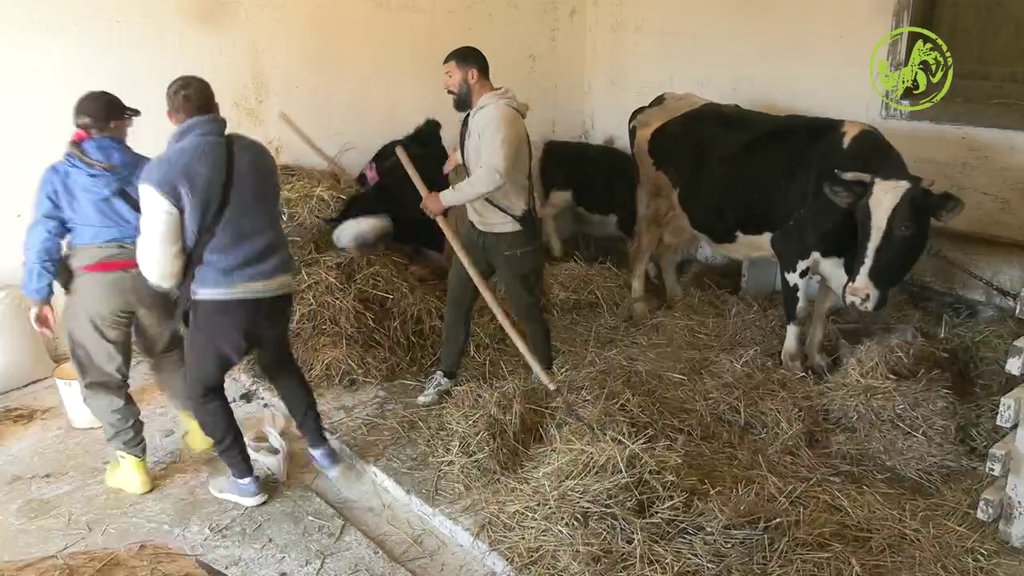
[926,245,1021,305]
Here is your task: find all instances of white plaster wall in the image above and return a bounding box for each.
[2,0,1019,299]
[0,0,586,287]
[582,0,1024,246]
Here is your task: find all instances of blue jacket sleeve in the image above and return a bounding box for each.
[22,166,69,304]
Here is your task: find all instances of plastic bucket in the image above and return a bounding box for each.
[53,361,103,430]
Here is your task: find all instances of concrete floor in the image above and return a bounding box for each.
[0,366,407,576]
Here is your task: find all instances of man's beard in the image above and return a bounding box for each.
[448,81,472,112]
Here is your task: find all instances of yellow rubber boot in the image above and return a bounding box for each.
[180,412,214,454]
[104,451,153,495]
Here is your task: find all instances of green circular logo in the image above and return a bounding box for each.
[871,26,954,111]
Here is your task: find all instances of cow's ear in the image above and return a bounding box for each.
[824,170,873,208]
[925,190,965,222]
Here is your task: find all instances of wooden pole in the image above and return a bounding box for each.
[394,145,558,393]
[278,111,346,181]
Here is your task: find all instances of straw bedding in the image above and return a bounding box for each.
[277,165,454,385]
[278,166,1023,576]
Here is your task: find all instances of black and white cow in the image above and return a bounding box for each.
[536,139,638,258]
[627,92,965,374]
[353,118,445,190]
[326,118,449,256]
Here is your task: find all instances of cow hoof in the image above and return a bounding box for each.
[781,351,804,373]
[807,353,833,377]
[806,350,831,377]
[665,285,683,302]
[631,301,651,321]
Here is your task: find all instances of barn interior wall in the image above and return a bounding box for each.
[581,0,1024,302]
[0,0,587,287]
[1,0,1019,304]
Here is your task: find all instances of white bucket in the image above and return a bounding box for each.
[53,361,103,430]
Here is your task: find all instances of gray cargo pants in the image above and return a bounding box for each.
[438,221,553,377]
[62,244,186,459]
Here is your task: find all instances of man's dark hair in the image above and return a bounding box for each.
[166,75,218,119]
[443,46,490,80]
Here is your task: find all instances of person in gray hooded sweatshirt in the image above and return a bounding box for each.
[417,46,553,406]
[136,75,343,507]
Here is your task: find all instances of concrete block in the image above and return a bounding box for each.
[999,498,1024,548]
[988,430,1017,476]
[997,384,1024,428]
[978,478,1008,522]
[1006,337,1024,377]
[998,424,1024,548]
[741,258,779,298]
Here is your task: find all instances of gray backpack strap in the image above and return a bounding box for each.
[176,134,235,326]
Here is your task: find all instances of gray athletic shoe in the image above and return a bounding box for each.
[417,371,454,406]
[208,474,269,507]
[309,444,343,479]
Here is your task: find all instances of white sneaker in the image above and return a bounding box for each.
[417,371,454,406]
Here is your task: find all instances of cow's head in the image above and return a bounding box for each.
[824,169,964,311]
[355,118,446,190]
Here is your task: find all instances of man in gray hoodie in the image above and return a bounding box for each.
[417,46,553,406]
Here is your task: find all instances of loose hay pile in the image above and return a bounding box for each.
[277,166,453,385]
[393,262,1023,576]
[277,166,1022,575]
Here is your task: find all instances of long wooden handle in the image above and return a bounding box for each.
[394,145,557,392]
[279,112,346,180]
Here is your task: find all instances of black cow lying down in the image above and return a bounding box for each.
[353,119,445,190]
[537,138,638,258]
[627,92,965,374]
[324,119,449,260]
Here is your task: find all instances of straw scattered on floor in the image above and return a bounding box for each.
[276,166,1024,576]
[393,262,1022,576]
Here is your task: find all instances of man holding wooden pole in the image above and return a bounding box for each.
[416,46,553,406]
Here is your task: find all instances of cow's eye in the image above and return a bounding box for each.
[897,222,913,235]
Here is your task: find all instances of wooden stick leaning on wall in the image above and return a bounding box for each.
[394,145,558,393]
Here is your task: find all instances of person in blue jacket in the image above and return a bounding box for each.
[22,90,213,496]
